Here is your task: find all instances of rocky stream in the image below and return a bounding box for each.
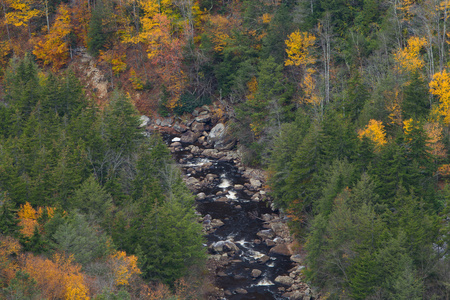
[143,105,316,300]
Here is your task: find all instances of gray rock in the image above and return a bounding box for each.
[140,115,150,127]
[257,229,275,240]
[159,117,173,127]
[290,254,303,263]
[181,130,201,143]
[195,114,211,123]
[234,184,244,190]
[261,214,273,222]
[266,239,275,247]
[196,192,206,200]
[250,178,262,189]
[208,123,236,150]
[251,269,262,278]
[170,141,181,147]
[274,275,294,286]
[211,219,225,228]
[191,121,206,132]
[211,240,239,253]
[173,123,188,133]
[235,288,248,294]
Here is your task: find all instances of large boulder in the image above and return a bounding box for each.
[140,115,150,128]
[257,229,275,240]
[210,240,239,253]
[274,275,294,286]
[181,130,201,143]
[208,123,236,150]
[269,244,293,256]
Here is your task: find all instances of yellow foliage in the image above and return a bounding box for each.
[32,4,71,70]
[429,70,450,124]
[109,251,141,286]
[424,122,447,158]
[129,68,144,90]
[394,36,427,73]
[18,202,37,237]
[300,68,321,106]
[247,76,258,102]
[285,30,316,67]
[385,87,403,126]
[4,0,41,27]
[262,13,272,24]
[358,119,387,149]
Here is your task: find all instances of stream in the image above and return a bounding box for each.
[163,134,296,299]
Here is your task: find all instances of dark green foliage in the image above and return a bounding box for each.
[87,3,107,56]
[70,176,112,223]
[0,196,20,236]
[138,193,206,284]
[402,71,429,120]
[173,92,211,116]
[1,270,41,300]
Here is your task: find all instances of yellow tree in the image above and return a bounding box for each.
[32,4,71,70]
[4,0,40,29]
[358,119,387,150]
[429,69,450,124]
[285,30,316,67]
[17,202,38,238]
[108,251,141,286]
[394,36,427,73]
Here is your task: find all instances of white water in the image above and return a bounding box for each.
[218,178,232,189]
[256,278,275,286]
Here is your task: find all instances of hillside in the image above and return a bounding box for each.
[2,0,450,299]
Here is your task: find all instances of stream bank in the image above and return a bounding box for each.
[142,106,316,300]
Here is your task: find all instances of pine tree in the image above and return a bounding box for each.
[402,71,429,120]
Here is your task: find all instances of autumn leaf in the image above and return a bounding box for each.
[285,30,316,67]
[358,119,387,150]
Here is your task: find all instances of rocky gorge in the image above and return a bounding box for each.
[141,104,317,300]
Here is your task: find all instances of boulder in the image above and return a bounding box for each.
[282,291,303,300]
[181,130,201,143]
[251,269,262,278]
[207,123,236,150]
[250,178,262,189]
[269,244,293,256]
[191,121,206,132]
[256,229,275,240]
[196,192,206,200]
[211,240,239,253]
[173,123,188,133]
[235,288,248,294]
[170,141,181,147]
[156,117,173,127]
[234,184,244,190]
[259,255,270,264]
[290,254,303,263]
[210,219,225,228]
[274,275,294,286]
[140,115,150,128]
[195,114,211,123]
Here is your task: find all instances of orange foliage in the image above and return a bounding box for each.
[424,122,447,158]
[142,13,187,109]
[71,0,90,47]
[32,4,71,70]
[0,235,22,284]
[23,253,90,300]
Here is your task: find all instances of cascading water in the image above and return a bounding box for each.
[164,134,299,299]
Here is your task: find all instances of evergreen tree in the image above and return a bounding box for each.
[0,194,20,236]
[87,3,107,56]
[402,71,429,121]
